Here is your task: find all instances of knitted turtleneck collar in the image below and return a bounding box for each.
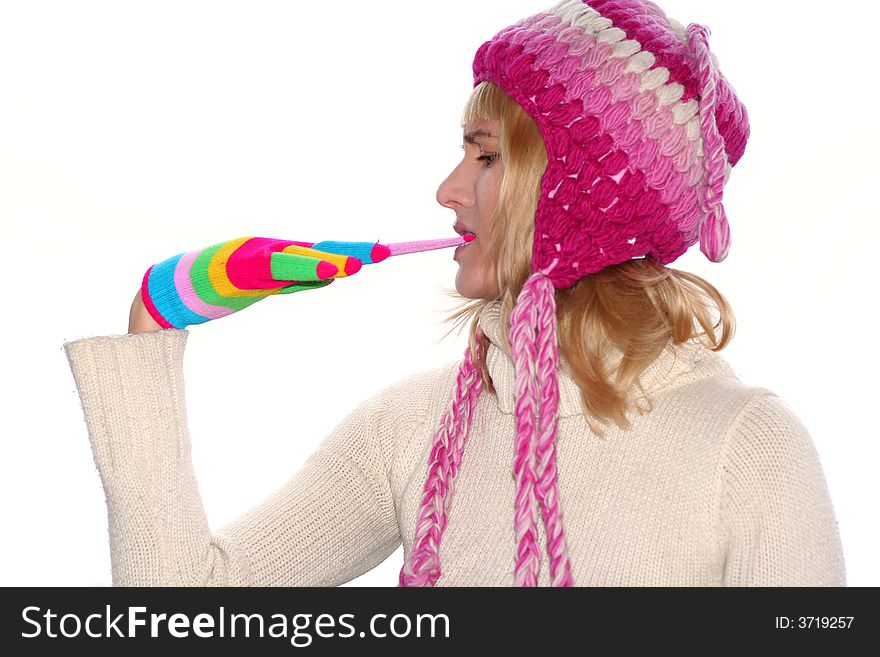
[477,299,736,418]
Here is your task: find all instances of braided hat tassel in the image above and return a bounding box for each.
[530,270,575,586]
[510,276,543,586]
[399,330,485,586]
[687,23,732,263]
[511,265,575,586]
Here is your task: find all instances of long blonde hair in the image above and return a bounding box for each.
[440,81,735,438]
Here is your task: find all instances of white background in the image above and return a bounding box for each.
[1,0,877,587]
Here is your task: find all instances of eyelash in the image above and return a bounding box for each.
[460,144,500,167]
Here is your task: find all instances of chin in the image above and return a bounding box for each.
[455,273,498,300]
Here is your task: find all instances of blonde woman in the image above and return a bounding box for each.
[65,0,845,587]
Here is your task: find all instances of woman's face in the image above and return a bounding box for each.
[437,118,503,300]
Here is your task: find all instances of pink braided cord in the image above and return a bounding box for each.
[531,272,575,586]
[399,333,485,586]
[687,23,731,262]
[400,278,574,586]
[510,280,543,587]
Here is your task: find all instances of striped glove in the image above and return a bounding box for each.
[141,236,391,329]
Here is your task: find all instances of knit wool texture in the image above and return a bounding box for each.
[399,0,751,587]
[60,0,788,589]
[141,237,381,329]
[61,303,846,586]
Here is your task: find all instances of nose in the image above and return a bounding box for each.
[436,160,474,211]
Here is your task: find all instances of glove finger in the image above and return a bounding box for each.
[279,244,362,277]
[292,240,391,265]
[270,251,348,282]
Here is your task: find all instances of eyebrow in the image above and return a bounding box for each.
[463,129,498,143]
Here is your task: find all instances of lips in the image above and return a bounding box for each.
[453,221,477,240]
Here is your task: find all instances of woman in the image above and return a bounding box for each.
[64,0,845,586]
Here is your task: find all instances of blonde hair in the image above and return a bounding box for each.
[440,81,736,438]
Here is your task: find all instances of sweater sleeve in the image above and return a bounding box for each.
[717,390,846,586]
[63,329,405,586]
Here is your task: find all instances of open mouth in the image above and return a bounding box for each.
[454,232,476,260]
[456,233,476,251]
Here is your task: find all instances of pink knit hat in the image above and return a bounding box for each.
[399,0,750,586]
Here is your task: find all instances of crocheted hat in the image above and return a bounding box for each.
[399,0,749,586]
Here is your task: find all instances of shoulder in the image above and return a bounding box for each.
[649,340,830,485]
[642,344,820,461]
[643,341,760,425]
[734,390,810,437]
[366,359,461,411]
[715,389,845,585]
[664,342,818,452]
[722,389,824,478]
[715,387,837,519]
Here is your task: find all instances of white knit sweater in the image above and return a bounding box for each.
[63,300,846,586]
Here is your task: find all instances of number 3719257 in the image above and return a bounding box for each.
[775,616,854,629]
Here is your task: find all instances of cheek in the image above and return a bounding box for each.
[477,172,503,228]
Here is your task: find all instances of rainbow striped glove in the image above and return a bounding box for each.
[141,236,391,329]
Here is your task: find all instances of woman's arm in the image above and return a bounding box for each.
[63,327,403,586]
[213,390,402,586]
[716,390,846,586]
[128,288,163,334]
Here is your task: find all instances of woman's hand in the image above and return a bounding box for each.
[134,236,387,332]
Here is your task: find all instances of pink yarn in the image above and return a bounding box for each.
[510,268,576,587]
[531,272,575,586]
[510,276,542,586]
[687,23,731,263]
[399,334,485,586]
[399,273,576,587]
[174,250,237,320]
[472,0,750,288]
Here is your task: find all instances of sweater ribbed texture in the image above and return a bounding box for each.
[63,301,845,586]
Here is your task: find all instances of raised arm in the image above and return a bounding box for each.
[63,328,406,586]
